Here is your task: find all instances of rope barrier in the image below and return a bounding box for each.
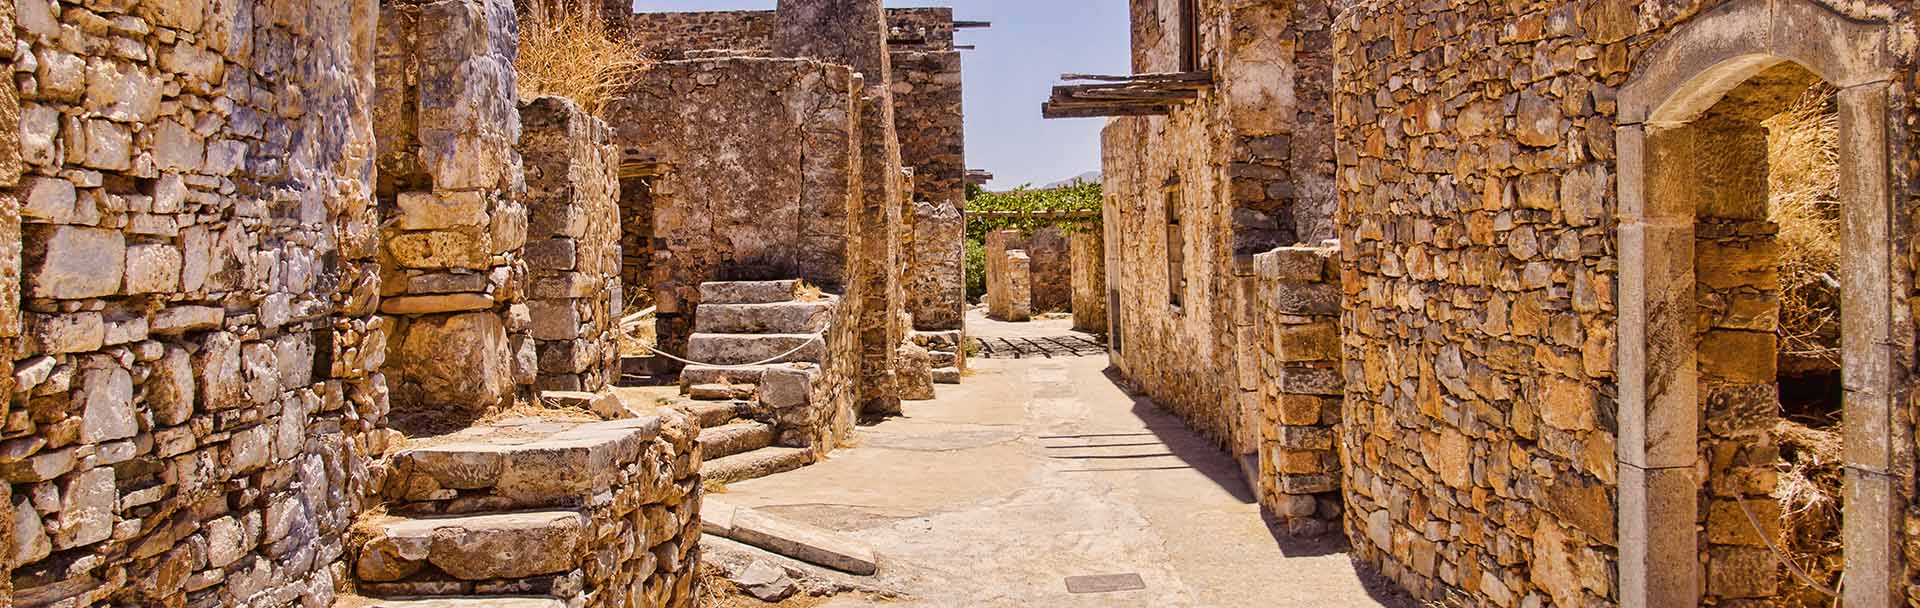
[1737,497,1841,598]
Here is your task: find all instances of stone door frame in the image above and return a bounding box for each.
[1614,0,1902,605]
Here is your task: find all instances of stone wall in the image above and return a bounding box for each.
[608,57,860,366]
[1070,231,1108,334]
[892,50,966,331]
[1028,227,1072,314]
[614,10,776,58]
[1249,246,1343,536]
[906,201,964,330]
[1103,0,1338,453]
[2,0,390,605]
[983,228,1073,320]
[375,0,531,422]
[884,7,958,52]
[519,97,623,394]
[1333,0,1918,605]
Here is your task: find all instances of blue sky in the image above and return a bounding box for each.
[629,1,1130,189]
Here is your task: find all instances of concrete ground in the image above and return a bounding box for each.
[713,310,1414,607]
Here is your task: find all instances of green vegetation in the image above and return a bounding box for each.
[962,180,1102,301]
[964,180,1102,242]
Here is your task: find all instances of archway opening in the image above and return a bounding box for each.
[1645,61,1849,605]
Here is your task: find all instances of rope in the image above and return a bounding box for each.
[1736,497,1841,598]
[640,339,816,369]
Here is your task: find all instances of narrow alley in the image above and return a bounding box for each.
[702,311,1411,607]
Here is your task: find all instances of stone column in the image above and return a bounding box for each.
[374,0,529,420]
[1253,246,1344,536]
[519,97,623,394]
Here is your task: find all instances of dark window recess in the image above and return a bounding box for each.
[1166,189,1184,308]
[1178,0,1199,72]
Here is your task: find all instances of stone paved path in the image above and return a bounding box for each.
[712,313,1413,607]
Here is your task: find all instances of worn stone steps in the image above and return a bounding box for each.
[705,446,812,484]
[686,333,825,366]
[700,280,802,305]
[382,417,662,510]
[701,421,775,460]
[337,596,568,608]
[695,301,835,333]
[355,510,587,584]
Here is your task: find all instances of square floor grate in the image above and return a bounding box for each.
[1064,573,1147,594]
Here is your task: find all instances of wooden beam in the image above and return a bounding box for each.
[1041,102,1172,119]
[954,20,992,28]
[1060,71,1212,83]
[1052,87,1199,102]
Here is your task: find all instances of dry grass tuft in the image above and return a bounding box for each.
[516,1,649,117]
[1770,419,1845,604]
[1763,84,1842,372]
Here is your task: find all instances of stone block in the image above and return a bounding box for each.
[396,191,489,230]
[389,312,514,413]
[26,225,124,298]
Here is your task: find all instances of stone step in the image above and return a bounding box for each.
[337,596,567,608]
[703,500,879,576]
[932,367,961,384]
[383,417,662,508]
[683,400,755,428]
[929,350,957,367]
[687,333,824,366]
[695,301,835,334]
[700,280,801,305]
[705,447,811,485]
[688,383,755,401]
[701,421,775,460]
[680,364,772,388]
[355,510,587,584]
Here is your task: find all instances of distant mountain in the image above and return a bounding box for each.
[1038,171,1102,190]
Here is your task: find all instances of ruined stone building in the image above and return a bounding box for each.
[0,0,980,605]
[1072,0,1920,605]
[604,3,978,414]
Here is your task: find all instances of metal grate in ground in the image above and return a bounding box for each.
[971,335,1107,359]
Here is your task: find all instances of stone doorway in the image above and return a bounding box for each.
[1614,1,1903,605]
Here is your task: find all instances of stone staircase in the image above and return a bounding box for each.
[676,280,836,485]
[911,329,964,384]
[346,414,702,607]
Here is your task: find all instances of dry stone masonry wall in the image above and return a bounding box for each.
[3,0,390,605]
[1331,0,1918,605]
[1104,0,1338,453]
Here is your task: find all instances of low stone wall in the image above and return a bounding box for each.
[1069,231,1108,333]
[1249,246,1342,536]
[2,0,391,605]
[375,0,531,419]
[520,97,623,393]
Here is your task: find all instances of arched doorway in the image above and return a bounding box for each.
[1614,1,1902,606]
